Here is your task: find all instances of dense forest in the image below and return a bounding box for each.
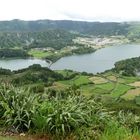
[0,29,76,49]
[113,56,140,76]
[0,19,139,51]
[0,19,130,50]
[0,49,29,58]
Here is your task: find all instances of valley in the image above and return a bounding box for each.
[1,20,140,140]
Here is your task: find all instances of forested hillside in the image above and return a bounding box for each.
[0,19,132,52]
[0,64,63,87]
[0,29,76,49]
[114,56,140,76]
[127,22,140,42]
[0,19,129,35]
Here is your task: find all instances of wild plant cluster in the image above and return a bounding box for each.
[0,84,140,140]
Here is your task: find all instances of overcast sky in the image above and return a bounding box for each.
[0,0,140,22]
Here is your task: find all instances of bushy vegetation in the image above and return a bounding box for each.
[0,49,29,58]
[0,64,64,88]
[0,84,140,139]
[0,85,37,131]
[72,46,95,54]
[0,68,12,75]
[114,56,140,76]
[11,64,63,86]
[0,84,103,138]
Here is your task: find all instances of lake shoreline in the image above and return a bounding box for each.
[51,44,140,74]
[1,43,140,73]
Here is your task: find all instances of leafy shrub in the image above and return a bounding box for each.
[0,49,29,58]
[0,68,12,75]
[100,120,131,140]
[32,89,105,137]
[115,111,140,130]
[30,84,45,93]
[0,84,38,131]
[12,64,64,86]
[1,83,140,139]
[32,95,89,135]
[135,96,140,106]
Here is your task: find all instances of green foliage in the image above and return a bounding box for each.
[114,56,140,76]
[81,85,108,95]
[1,83,140,139]
[56,70,79,80]
[127,23,140,42]
[29,84,45,93]
[121,76,139,84]
[0,19,134,52]
[0,83,104,138]
[95,82,115,91]
[135,96,140,106]
[28,49,53,58]
[100,120,131,140]
[0,29,76,50]
[72,46,95,54]
[1,62,140,139]
[0,84,38,131]
[110,83,132,97]
[0,68,12,75]
[59,75,92,86]
[0,136,18,140]
[0,49,29,58]
[115,111,140,130]
[11,64,63,86]
[32,90,102,136]
[99,111,140,140]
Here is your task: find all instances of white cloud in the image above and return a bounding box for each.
[0,0,140,21]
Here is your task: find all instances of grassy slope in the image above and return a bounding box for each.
[2,69,140,140]
[59,75,92,86]
[5,67,138,105]
[28,49,54,58]
[51,70,140,104]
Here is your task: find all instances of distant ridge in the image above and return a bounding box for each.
[0,19,129,36]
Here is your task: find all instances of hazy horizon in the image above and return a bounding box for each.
[0,18,139,23]
[0,0,140,22]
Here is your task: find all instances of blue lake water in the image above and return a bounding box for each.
[51,44,140,73]
[1,44,140,73]
[0,58,49,71]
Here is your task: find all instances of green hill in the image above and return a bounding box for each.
[0,64,63,86]
[0,29,76,49]
[0,19,129,35]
